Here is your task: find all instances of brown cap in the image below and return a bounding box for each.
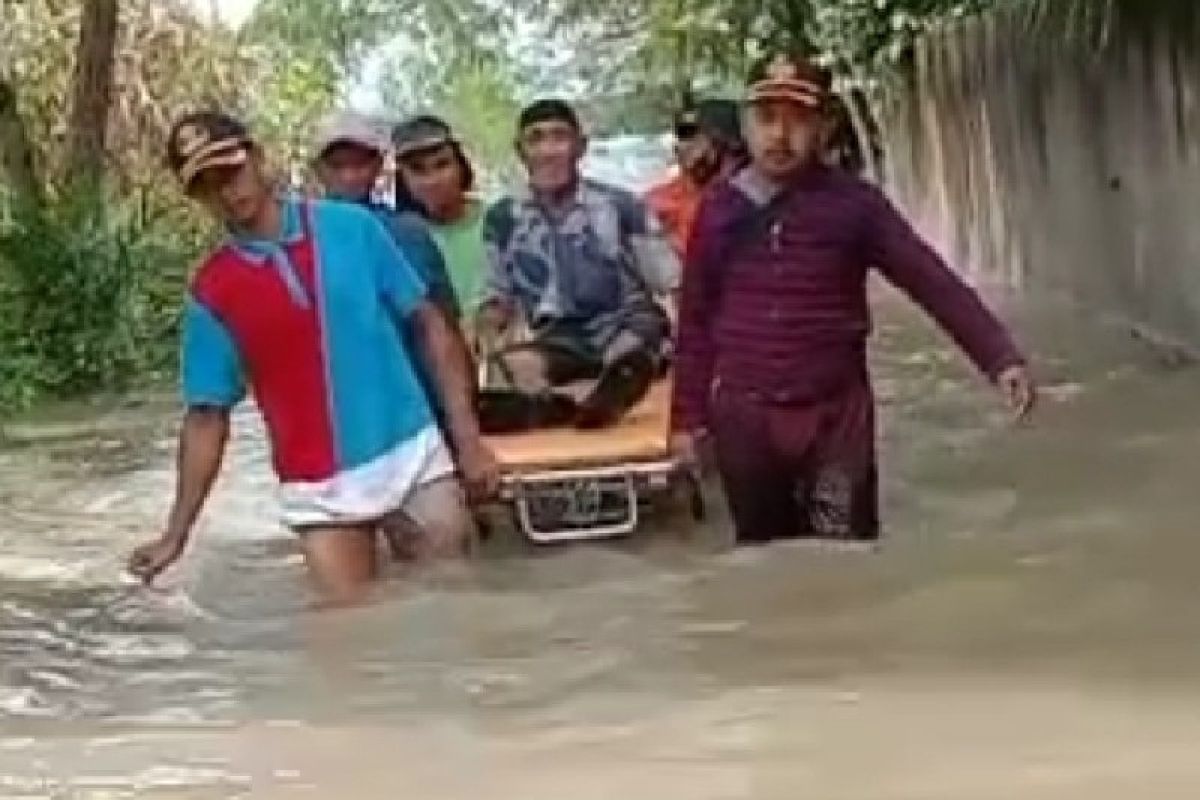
[166,112,251,188]
[746,54,831,109]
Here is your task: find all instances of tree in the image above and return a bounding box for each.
[242,0,515,171]
[0,0,249,412]
[514,0,998,175]
[66,0,119,183]
[380,49,522,184]
[0,0,256,196]
[0,76,40,205]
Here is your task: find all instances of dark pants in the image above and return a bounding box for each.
[711,381,880,545]
[490,323,663,392]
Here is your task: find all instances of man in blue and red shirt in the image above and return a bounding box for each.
[128,112,498,605]
[672,55,1037,546]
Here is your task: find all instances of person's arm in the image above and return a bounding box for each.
[864,184,1036,419]
[389,211,461,320]
[476,199,518,349]
[129,298,244,582]
[163,408,229,537]
[644,182,687,257]
[413,303,498,499]
[129,408,230,582]
[670,195,724,446]
[368,212,499,499]
[621,189,682,298]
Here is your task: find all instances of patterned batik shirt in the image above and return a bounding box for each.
[482,178,680,355]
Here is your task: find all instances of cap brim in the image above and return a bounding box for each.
[179,140,249,187]
[395,134,452,158]
[746,80,824,109]
[316,135,385,158]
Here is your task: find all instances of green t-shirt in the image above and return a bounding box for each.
[429,200,488,320]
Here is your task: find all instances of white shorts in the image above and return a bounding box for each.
[276,426,456,530]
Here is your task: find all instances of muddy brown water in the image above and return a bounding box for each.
[3,288,1200,798]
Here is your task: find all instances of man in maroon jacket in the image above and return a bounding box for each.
[671,54,1036,545]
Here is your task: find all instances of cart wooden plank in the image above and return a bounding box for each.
[485,380,672,473]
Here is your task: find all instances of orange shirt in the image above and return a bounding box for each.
[645,174,704,257]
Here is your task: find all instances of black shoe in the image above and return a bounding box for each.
[575,351,655,430]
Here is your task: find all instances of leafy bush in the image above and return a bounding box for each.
[0,188,206,413]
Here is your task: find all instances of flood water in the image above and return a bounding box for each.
[3,287,1200,799]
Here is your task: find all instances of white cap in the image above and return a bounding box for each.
[313,111,389,157]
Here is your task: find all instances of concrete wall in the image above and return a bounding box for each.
[882,10,1200,348]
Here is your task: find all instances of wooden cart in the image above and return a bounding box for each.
[483,381,705,544]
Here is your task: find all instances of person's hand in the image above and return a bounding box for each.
[996,364,1037,423]
[456,437,502,503]
[128,533,187,585]
[671,429,707,472]
[474,303,511,355]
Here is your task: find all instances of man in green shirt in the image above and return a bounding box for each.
[394,116,487,321]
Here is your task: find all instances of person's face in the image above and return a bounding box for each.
[745,100,824,180]
[675,127,721,184]
[517,120,584,194]
[398,144,465,220]
[316,142,383,201]
[188,148,271,227]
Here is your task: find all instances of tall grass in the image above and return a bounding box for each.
[0,188,206,412]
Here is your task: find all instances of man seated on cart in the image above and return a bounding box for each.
[477,99,681,431]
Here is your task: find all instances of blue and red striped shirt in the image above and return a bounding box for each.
[182,197,432,482]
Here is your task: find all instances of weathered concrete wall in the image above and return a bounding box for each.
[883,10,1200,348]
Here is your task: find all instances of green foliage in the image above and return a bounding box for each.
[434,61,523,187]
[523,0,992,97]
[239,0,386,163]
[244,55,342,168]
[510,0,1003,177]
[244,0,507,166]
[814,0,989,75]
[380,49,523,184]
[243,0,397,70]
[0,190,204,412]
[1,0,253,192]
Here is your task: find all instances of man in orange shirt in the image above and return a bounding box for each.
[646,99,746,256]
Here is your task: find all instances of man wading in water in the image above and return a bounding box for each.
[671,55,1037,545]
[129,113,498,605]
